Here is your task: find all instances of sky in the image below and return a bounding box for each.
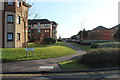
[27,0,119,38]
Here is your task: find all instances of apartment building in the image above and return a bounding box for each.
[0,2,3,48]
[0,0,31,48]
[88,25,119,40]
[51,21,58,39]
[28,19,58,42]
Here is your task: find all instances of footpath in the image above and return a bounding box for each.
[2,42,119,79]
[2,42,86,73]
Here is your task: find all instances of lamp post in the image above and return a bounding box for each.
[37,22,40,42]
[81,21,85,40]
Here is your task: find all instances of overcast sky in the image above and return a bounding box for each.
[27,0,119,38]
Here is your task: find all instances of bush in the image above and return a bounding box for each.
[29,38,36,42]
[79,48,120,68]
[43,37,56,44]
[98,42,120,48]
[80,40,116,45]
[57,39,62,41]
[80,41,91,45]
[91,42,120,48]
[90,43,99,48]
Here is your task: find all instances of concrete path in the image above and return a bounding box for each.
[2,42,86,73]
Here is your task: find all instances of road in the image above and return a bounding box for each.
[1,70,119,80]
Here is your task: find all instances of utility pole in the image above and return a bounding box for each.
[81,21,85,40]
[37,22,40,42]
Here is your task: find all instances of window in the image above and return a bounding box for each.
[44,24,50,27]
[8,2,14,5]
[45,30,49,33]
[38,29,40,33]
[17,33,20,41]
[31,30,34,33]
[17,16,20,24]
[17,2,21,7]
[28,25,31,27]
[37,23,40,27]
[7,33,13,41]
[7,15,13,23]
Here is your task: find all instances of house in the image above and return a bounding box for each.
[88,25,119,40]
[0,0,31,48]
[28,19,58,42]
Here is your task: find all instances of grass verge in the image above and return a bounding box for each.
[2,42,76,63]
[28,42,70,48]
[59,59,89,70]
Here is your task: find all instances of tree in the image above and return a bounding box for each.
[113,27,120,41]
[78,28,88,40]
[71,35,77,40]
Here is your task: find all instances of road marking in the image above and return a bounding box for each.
[39,66,54,69]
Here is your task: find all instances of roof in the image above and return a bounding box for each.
[93,26,108,30]
[23,2,31,8]
[28,19,52,24]
[51,21,58,25]
[110,24,120,29]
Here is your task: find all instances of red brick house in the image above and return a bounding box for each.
[88,25,119,40]
[28,19,58,42]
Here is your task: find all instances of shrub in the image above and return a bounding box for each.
[29,38,36,42]
[57,39,62,41]
[80,40,91,45]
[91,42,120,48]
[90,43,99,48]
[79,48,120,68]
[43,37,56,44]
[98,42,120,48]
[80,40,116,45]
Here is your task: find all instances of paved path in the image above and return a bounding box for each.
[2,42,86,73]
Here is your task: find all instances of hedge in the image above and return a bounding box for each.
[79,40,116,45]
[79,48,120,68]
[91,42,120,48]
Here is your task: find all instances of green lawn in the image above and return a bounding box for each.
[71,42,92,51]
[28,42,70,48]
[59,59,89,70]
[2,42,76,63]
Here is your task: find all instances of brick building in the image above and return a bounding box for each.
[88,25,119,40]
[28,19,58,42]
[0,0,31,48]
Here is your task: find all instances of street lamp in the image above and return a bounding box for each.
[37,22,40,41]
[81,21,85,40]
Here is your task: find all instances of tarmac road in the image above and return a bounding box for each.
[1,70,119,80]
